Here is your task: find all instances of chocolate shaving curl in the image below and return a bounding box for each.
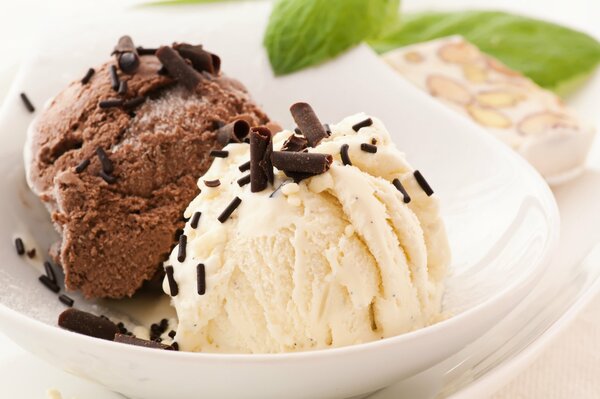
[156,46,201,90]
[217,120,250,146]
[290,102,328,147]
[249,127,274,192]
[113,36,140,74]
[272,151,332,175]
[174,43,221,75]
[58,309,118,341]
[281,134,308,153]
[114,333,174,350]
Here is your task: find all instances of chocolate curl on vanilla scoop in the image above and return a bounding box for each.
[249,127,274,192]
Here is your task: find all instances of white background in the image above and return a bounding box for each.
[0,0,599,398]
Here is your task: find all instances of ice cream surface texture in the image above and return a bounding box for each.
[166,113,451,353]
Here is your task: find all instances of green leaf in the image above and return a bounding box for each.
[264,0,400,75]
[369,11,600,93]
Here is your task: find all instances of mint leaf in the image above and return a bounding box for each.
[264,0,400,75]
[369,11,600,93]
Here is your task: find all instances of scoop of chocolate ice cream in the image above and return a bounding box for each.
[25,44,269,298]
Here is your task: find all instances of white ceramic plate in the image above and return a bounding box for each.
[0,3,559,399]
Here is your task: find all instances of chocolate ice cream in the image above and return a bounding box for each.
[25,39,269,298]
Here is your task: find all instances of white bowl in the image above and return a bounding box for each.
[0,4,559,399]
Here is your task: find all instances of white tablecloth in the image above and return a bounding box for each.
[1,0,599,397]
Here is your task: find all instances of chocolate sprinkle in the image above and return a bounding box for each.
[118,80,128,95]
[340,144,352,166]
[165,266,179,296]
[197,263,206,295]
[99,170,117,184]
[352,118,373,132]
[114,36,140,74]
[156,46,201,90]
[218,196,242,223]
[281,134,308,153]
[204,179,221,188]
[272,151,332,174]
[250,127,274,192]
[360,143,378,153]
[392,178,411,204]
[58,309,118,340]
[137,47,158,56]
[123,96,145,109]
[95,147,114,174]
[20,93,35,113]
[237,174,251,187]
[168,330,176,339]
[414,170,434,196]
[371,138,377,145]
[26,249,36,259]
[109,65,120,91]
[39,275,60,293]
[217,120,251,146]
[114,333,174,350]
[289,102,328,147]
[190,212,201,229]
[81,68,95,85]
[171,342,180,351]
[44,261,57,284]
[14,237,25,256]
[238,160,251,172]
[294,127,302,135]
[99,99,124,109]
[210,150,229,158]
[75,158,90,173]
[59,294,74,307]
[177,235,187,262]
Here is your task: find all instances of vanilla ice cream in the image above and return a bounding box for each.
[164,113,451,353]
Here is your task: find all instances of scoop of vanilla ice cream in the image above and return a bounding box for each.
[165,113,451,353]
